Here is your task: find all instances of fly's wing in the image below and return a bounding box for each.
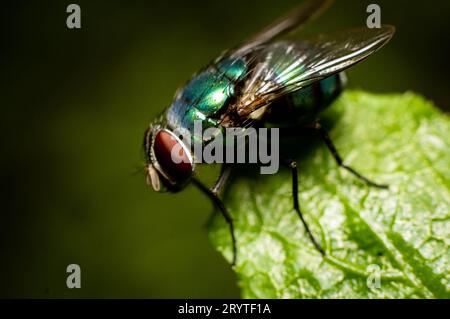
[230,0,333,57]
[233,26,395,121]
[167,0,334,130]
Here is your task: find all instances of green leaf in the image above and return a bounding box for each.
[209,90,450,298]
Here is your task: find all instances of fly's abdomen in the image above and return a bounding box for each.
[268,73,345,123]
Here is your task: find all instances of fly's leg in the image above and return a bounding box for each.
[212,164,232,195]
[205,165,232,228]
[309,121,389,189]
[193,176,237,266]
[282,158,325,255]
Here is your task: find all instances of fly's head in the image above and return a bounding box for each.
[143,124,194,193]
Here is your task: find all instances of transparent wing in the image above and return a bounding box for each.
[168,0,334,129]
[235,26,395,118]
[228,0,333,57]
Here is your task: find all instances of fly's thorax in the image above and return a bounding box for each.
[165,57,248,140]
[266,73,345,124]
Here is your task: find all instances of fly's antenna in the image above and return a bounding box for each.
[130,163,147,177]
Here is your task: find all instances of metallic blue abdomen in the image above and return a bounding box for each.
[268,73,344,123]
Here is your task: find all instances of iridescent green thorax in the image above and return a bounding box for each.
[217,57,247,81]
[166,57,247,142]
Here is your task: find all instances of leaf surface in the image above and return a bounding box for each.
[209,91,450,298]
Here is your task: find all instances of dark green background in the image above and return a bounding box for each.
[1,0,449,297]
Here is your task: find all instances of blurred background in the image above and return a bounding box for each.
[0,0,449,298]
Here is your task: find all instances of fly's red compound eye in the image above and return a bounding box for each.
[153,130,193,184]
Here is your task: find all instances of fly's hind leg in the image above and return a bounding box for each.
[309,121,389,189]
[282,158,325,255]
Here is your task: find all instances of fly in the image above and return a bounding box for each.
[142,0,394,266]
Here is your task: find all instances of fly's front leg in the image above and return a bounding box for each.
[205,165,232,228]
[193,174,237,266]
[309,121,389,189]
[282,158,325,255]
[212,164,232,195]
